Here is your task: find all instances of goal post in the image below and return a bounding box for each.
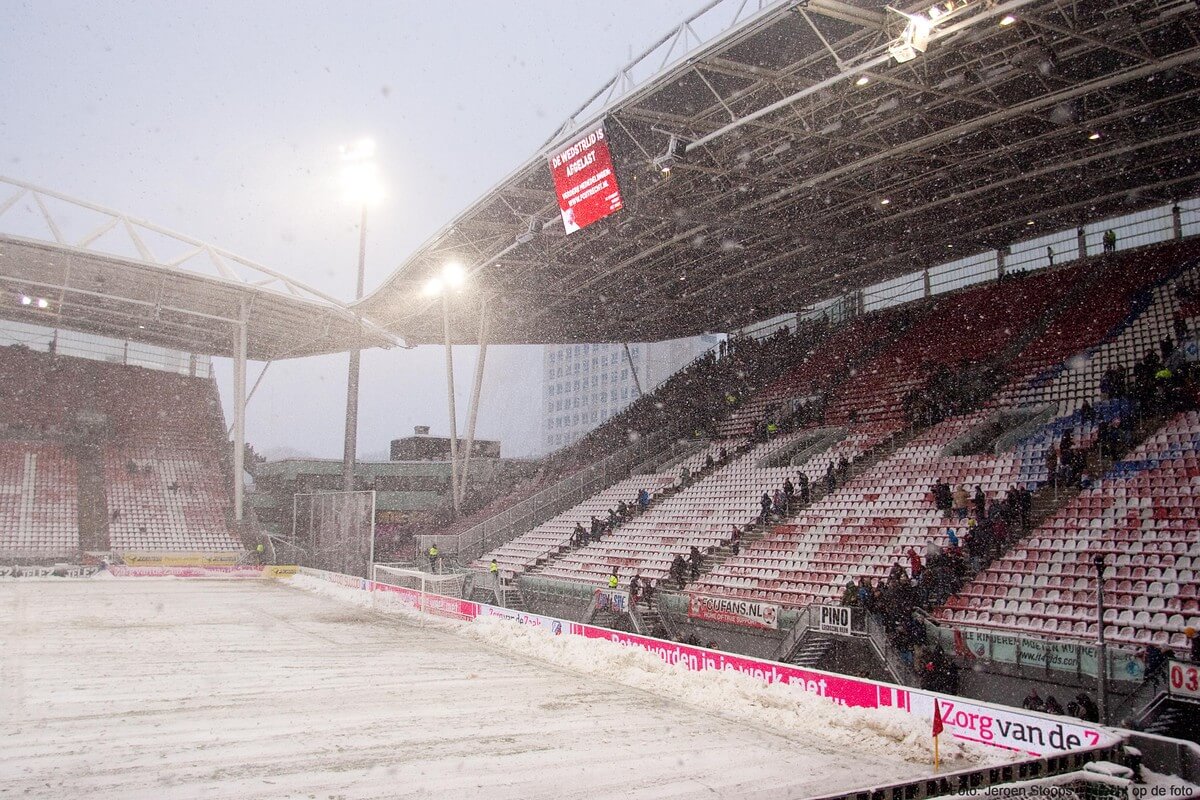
[371,564,467,598]
[290,490,376,578]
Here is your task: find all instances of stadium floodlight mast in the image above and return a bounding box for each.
[423,261,468,517]
[339,138,385,495]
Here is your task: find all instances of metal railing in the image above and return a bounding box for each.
[799,194,1199,325]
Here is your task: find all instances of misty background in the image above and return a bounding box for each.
[0,0,704,460]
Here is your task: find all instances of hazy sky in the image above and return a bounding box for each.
[1,0,703,459]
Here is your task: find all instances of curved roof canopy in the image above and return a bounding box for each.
[0,177,398,361]
[356,0,1200,345]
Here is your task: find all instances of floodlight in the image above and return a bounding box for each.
[36,298,49,309]
[855,75,871,86]
[19,295,31,306]
[653,133,686,175]
[339,138,377,162]
[999,14,1016,26]
[441,261,467,290]
[1088,132,1101,141]
[340,160,385,206]
[889,42,917,63]
[423,277,445,298]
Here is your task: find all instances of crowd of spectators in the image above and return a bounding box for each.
[842,480,1043,691]
[904,364,1001,429]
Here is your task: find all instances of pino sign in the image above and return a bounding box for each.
[549,123,624,234]
[818,605,852,635]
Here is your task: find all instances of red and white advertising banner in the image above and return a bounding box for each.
[688,593,779,630]
[549,123,624,234]
[1168,660,1200,701]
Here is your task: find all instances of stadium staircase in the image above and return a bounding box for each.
[71,440,110,554]
[1134,692,1200,743]
[785,631,837,669]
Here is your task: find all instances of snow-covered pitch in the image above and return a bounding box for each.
[1,579,987,799]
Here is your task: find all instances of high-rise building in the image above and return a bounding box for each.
[539,335,719,452]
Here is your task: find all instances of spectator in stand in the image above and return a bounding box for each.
[679,466,691,488]
[589,516,601,544]
[1022,690,1045,712]
[607,508,619,530]
[1045,444,1059,484]
[642,578,656,606]
[1161,335,1176,362]
[798,472,811,504]
[629,574,641,603]
[933,479,952,516]
[842,579,859,606]
[616,499,629,521]
[783,477,795,507]
[759,492,773,523]
[607,570,619,590]
[1075,693,1099,722]
[772,488,787,516]
[973,485,986,520]
[638,488,650,512]
[1044,696,1064,715]
[687,546,703,581]
[906,547,923,579]
[718,446,729,465]
[1103,229,1117,253]
[825,463,837,494]
[1187,627,1200,663]
[857,577,874,609]
[571,522,587,547]
[669,554,687,584]
[1019,484,1033,528]
[837,456,850,482]
[1143,644,1169,686]
[946,527,960,548]
[1080,399,1096,425]
[952,484,969,520]
[1175,317,1190,345]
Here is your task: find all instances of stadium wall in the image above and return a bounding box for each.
[293,566,1122,760]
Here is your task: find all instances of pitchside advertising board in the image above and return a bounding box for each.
[549,122,624,234]
[688,593,779,630]
[297,568,1118,758]
[1168,660,1200,701]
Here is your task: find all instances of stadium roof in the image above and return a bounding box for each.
[356,0,1200,345]
[0,177,399,361]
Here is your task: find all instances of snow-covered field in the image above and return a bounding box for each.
[1,579,980,799]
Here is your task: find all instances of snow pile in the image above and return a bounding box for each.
[464,615,985,766]
[288,575,991,766]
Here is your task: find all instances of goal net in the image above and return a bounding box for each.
[287,490,376,578]
[372,564,467,598]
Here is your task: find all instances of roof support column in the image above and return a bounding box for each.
[342,205,369,494]
[623,343,643,398]
[233,302,248,522]
[442,292,461,518]
[457,296,491,509]
[1077,226,1087,260]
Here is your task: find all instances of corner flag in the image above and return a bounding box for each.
[932,699,943,772]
